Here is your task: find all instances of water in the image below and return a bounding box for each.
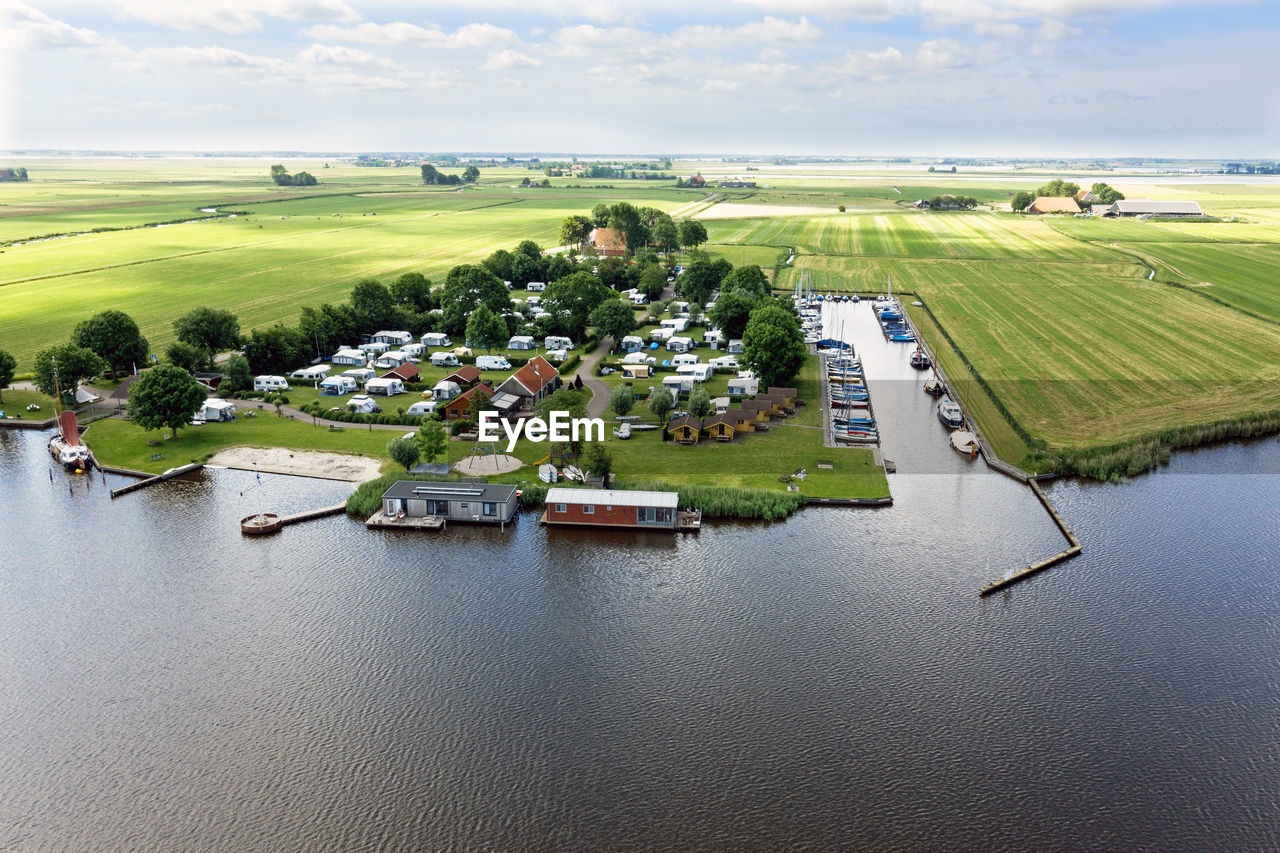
[2,421,1279,848]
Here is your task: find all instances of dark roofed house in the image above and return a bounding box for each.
[496,355,558,406]
[739,400,772,422]
[668,415,702,444]
[1111,200,1204,217]
[383,363,419,383]
[585,227,628,257]
[379,480,518,525]
[442,365,482,389]
[1028,196,1081,214]
[702,412,736,442]
[442,384,491,420]
[767,387,798,407]
[731,409,756,432]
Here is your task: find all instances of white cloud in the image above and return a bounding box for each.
[482,49,542,70]
[1037,19,1083,39]
[113,0,360,34]
[974,21,1022,37]
[302,20,520,49]
[826,38,978,81]
[2,3,105,49]
[296,43,399,70]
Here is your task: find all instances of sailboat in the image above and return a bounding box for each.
[46,358,92,472]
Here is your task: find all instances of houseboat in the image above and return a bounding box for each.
[378,481,519,525]
[542,488,698,531]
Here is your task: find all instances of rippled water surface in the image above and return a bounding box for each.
[2,413,1279,850]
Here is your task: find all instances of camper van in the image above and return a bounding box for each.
[630,293,648,305]
[319,375,357,395]
[545,349,567,363]
[677,363,713,383]
[508,335,536,351]
[365,377,405,397]
[341,367,376,385]
[253,375,288,392]
[671,353,700,367]
[476,355,511,371]
[290,365,331,381]
[420,332,451,348]
[429,352,460,367]
[544,335,573,351]
[347,395,380,414]
[406,400,438,416]
[666,336,694,354]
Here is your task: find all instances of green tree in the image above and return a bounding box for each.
[609,383,635,417]
[515,239,543,261]
[1010,191,1033,212]
[542,271,612,339]
[677,259,724,306]
[174,307,240,369]
[270,164,292,186]
[127,363,206,438]
[652,218,679,254]
[441,264,512,337]
[482,248,515,282]
[688,388,712,419]
[648,386,674,423]
[165,342,204,374]
[742,303,806,389]
[417,417,448,463]
[589,298,638,345]
[678,219,707,249]
[535,388,588,421]
[293,171,317,186]
[510,253,543,288]
[421,163,440,184]
[590,203,611,227]
[350,278,396,333]
[0,349,16,403]
[708,291,757,340]
[581,441,612,482]
[468,385,493,424]
[559,214,594,247]
[462,165,480,182]
[721,265,770,302]
[71,310,149,378]
[222,354,252,394]
[390,272,436,313]
[466,304,508,352]
[1035,178,1081,198]
[1092,182,1125,204]
[33,343,103,405]
[388,434,421,472]
[246,325,305,375]
[606,202,648,254]
[639,264,667,300]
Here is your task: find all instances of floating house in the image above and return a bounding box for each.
[380,481,519,524]
[542,488,680,529]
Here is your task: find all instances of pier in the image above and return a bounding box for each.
[110,463,204,499]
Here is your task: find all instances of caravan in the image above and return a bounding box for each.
[319,375,357,395]
[544,335,573,351]
[671,353,699,367]
[253,375,288,392]
[290,365,331,381]
[365,377,405,397]
[201,398,237,422]
[347,395,381,414]
[666,336,693,354]
[677,363,713,383]
[341,367,376,386]
[406,400,438,416]
[508,335,536,351]
[476,355,511,371]
[420,332,452,348]
[429,352,460,368]
[620,335,644,353]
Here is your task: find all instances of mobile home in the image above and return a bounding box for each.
[358,341,390,355]
[677,363,713,382]
[728,377,759,397]
[727,339,744,355]
[347,395,380,414]
[544,336,573,351]
[341,367,376,385]
[432,380,461,401]
[253,375,288,392]
[420,332,452,348]
[319,375,357,395]
[373,351,413,370]
[364,377,404,397]
[620,335,644,353]
[661,375,694,396]
[671,353,699,367]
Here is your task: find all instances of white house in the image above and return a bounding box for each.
[364,377,404,396]
[341,367,376,385]
[371,330,413,346]
[620,335,644,353]
[290,364,331,380]
[508,335,536,351]
[666,336,693,353]
[319,375,357,395]
[331,348,367,366]
[728,377,759,397]
[421,332,451,348]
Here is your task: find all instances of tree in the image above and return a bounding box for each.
[0,349,15,403]
[166,342,204,374]
[652,219,679,254]
[676,259,724,306]
[515,240,543,261]
[742,303,806,389]
[174,307,240,369]
[590,203,611,227]
[293,171,317,186]
[350,278,396,333]
[417,417,448,463]
[72,310,149,378]
[467,385,493,424]
[390,272,436,313]
[510,253,543,288]
[648,386,674,423]
[441,264,511,337]
[462,165,480,183]
[33,343,103,405]
[421,163,440,185]
[708,291,757,340]
[605,202,649,254]
[589,298,638,344]
[609,383,634,417]
[246,325,305,375]
[545,253,573,283]
[559,214,593,247]
[466,304,508,352]
[581,441,612,482]
[222,354,252,394]
[270,164,292,186]
[127,363,206,439]
[1010,191,1034,212]
[688,388,712,419]
[482,249,515,282]
[542,271,612,339]
[639,264,667,300]
[535,388,588,421]
[388,434,421,472]
[678,219,707,249]
[1035,178,1081,198]
[927,165,936,173]
[1092,182,1125,204]
[721,265,770,302]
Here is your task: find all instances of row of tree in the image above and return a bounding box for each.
[1010,179,1126,211]
[270,165,317,186]
[556,203,708,257]
[421,164,479,185]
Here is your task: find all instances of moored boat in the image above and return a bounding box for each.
[909,349,930,369]
[48,410,92,471]
[950,430,980,456]
[937,400,964,429]
[923,377,944,396]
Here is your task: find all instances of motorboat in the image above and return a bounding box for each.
[890,332,916,342]
[937,400,964,429]
[613,423,631,440]
[909,349,931,369]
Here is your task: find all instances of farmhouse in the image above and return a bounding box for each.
[380,481,519,525]
[495,355,558,406]
[1111,200,1205,217]
[1028,196,1081,214]
[687,174,707,188]
[542,488,681,530]
[719,180,757,188]
[668,415,702,443]
[584,227,628,257]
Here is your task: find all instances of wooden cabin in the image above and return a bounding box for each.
[730,409,757,432]
[668,415,702,444]
[380,481,518,524]
[702,412,736,442]
[543,488,679,529]
[767,387,797,407]
[442,384,490,420]
[738,401,772,423]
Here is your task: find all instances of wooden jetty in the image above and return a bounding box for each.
[677,509,702,531]
[110,463,204,499]
[364,508,446,531]
[241,503,347,535]
[979,480,1083,596]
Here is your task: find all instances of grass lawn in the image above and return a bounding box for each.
[0,388,59,419]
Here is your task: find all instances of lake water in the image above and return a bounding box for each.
[3,335,1279,849]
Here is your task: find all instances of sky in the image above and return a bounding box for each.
[1,0,1275,158]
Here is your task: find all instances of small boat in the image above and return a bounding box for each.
[830,399,870,409]
[563,465,584,481]
[629,423,660,431]
[879,309,902,321]
[850,295,860,303]
[841,295,850,302]
[937,400,964,429]
[48,410,92,471]
[909,349,930,369]
[923,377,944,396]
[613,423,631,440]
[538,463,558,483]
[951,430,980,456]
[890,332,916,342]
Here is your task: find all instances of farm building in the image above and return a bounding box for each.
[1111,200,1205,217]
[442,366,482,389]
[584,227,628,257]
[542,488,682,530]
[668,415,702,443]
[331,348,367,366]
[380,481,519,525]
[1028,197,1081,214]
[1076,189,1100,203]
[1090,204,1114,217]
[496,355,558,405]
[382,363,420,383]
[702,412,736,441]
[371,330,413,346]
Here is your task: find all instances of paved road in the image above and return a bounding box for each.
[575,337,615,419]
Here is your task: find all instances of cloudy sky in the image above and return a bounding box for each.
[1,1,1274,157]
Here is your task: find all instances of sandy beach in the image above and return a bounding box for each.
[206,447,383,481]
